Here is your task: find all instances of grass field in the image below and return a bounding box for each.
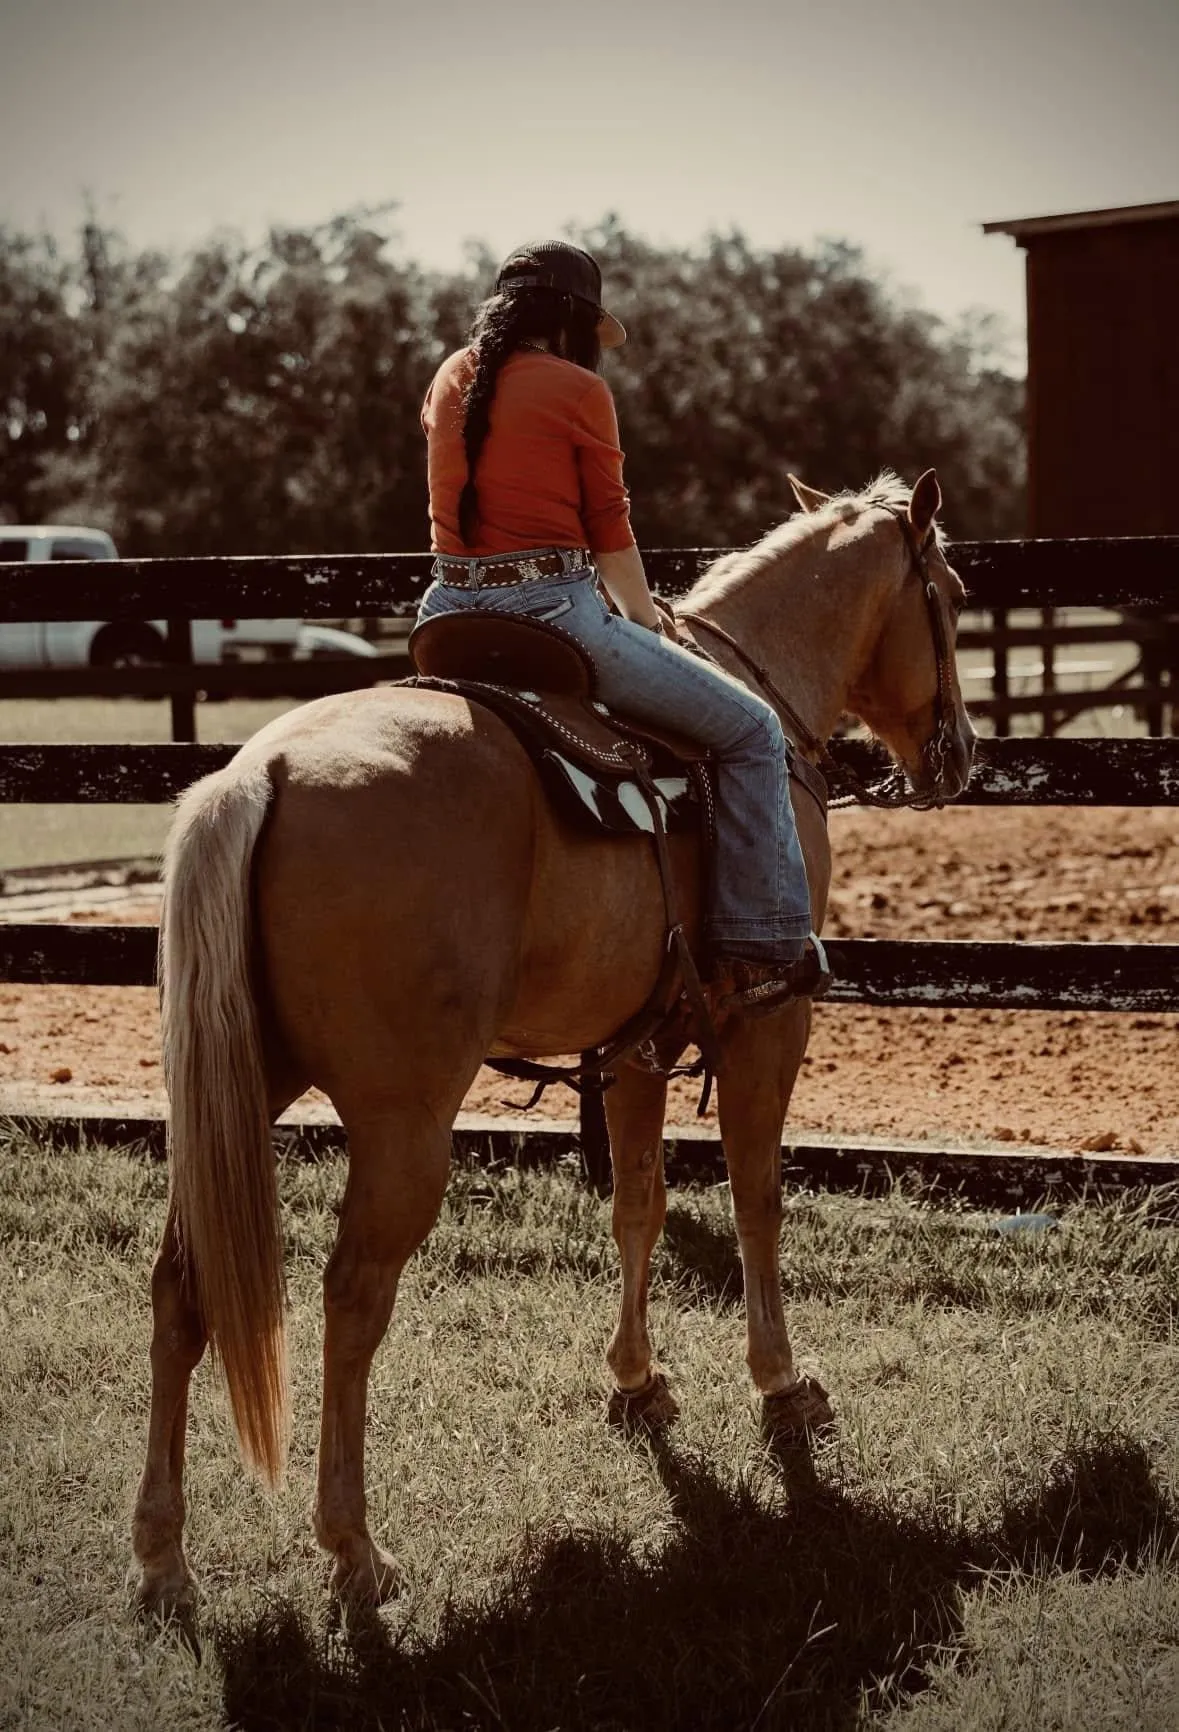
[3,1128,1179,1730]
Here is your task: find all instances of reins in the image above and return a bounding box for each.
[677,506,959,813]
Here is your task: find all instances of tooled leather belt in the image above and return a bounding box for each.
[434,547,592,588]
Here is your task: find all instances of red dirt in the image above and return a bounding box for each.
[2,805,1177,1155]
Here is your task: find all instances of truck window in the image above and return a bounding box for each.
[50,538,109,560]
[0,539,29,560]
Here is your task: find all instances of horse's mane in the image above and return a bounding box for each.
[686,471,943,605]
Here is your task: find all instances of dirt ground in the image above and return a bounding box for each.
[3,804,1176,1156]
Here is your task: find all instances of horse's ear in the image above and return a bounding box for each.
[909,469,942,537]
[789,475,831,513]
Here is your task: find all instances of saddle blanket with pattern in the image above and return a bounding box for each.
[402,675,715,840]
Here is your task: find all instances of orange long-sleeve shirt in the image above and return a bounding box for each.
[421,346,636,557]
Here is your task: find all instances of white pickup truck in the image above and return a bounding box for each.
[0,524,374,666]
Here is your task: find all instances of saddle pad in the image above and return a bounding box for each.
[402,675,716,841]
[542,753,702,836]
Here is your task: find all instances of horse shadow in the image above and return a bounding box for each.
[657,1199,745,1307]
[213,1429,1175,1732]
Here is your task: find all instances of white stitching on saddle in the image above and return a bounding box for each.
[465,681,639,767]
[698,762,717,842]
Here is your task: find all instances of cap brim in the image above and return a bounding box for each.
[598,309,627,349]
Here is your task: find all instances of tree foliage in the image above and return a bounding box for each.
[0,212,1024,552]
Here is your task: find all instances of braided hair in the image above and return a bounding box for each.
[457,262,603,546]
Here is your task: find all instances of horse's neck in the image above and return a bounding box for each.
[690,515,891,750]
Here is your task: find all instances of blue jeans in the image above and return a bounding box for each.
[417,551,812,961]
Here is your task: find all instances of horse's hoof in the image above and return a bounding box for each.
[607,1370,680,1435]
[131,1565,200,1651]
[761,1375,834,1445]
[330,1542,404,1609]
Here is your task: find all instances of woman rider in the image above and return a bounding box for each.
[417,240,825,1014]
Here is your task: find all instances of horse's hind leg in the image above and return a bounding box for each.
[132,1072,307,1623]
[604,1066,680,1430]
[314,1107,450,1606]
[131,1205,207,1623]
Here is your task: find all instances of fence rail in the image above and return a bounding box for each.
[5,539,1177,739]
[8,1111,1178,1211]
[2,538,1178,621]
[4,924,1176,1015]
[3,737,1179,805]
[3,537,1178,1182]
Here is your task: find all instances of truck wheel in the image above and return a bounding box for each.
[89,625,167,667]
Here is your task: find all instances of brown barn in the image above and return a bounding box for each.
[984,199,1179,536]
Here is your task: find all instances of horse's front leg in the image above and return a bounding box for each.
[603,1064,680,1430]
[716,1004,833,1441]
[314,1109,450,1607]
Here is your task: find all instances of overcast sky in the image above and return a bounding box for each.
[3,0,1176,350]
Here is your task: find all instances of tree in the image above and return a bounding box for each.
[0,228,94,524]
[88,211,445,555]
[0,213,1025,552]
[581,219,1024,544]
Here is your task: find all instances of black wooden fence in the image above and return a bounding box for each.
[958,610,1178,736]
[3,537,1178,1196]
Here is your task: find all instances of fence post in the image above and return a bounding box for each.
[165,619,196,744]
[992,607,1010,738]
[1141,637,1165,738]
[1041,606,1057,736]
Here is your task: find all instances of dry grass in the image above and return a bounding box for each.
[2,1129,1179,1729]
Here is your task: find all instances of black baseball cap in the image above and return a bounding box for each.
[494,241,626,348]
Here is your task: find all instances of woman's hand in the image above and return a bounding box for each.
[595,548,690,643]
[652,595,689,644]
[595,545,663,633]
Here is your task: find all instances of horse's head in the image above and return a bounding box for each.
[790,468,976,802]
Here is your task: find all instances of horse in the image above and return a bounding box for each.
[131,468,975,1619]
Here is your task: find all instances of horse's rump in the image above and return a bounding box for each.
[247,684,689,1097]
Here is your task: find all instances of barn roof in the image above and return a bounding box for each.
[983,199,1179,240]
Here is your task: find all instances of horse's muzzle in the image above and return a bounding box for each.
[917,717,976,802]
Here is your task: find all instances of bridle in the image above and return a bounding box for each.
[677,505,962,812]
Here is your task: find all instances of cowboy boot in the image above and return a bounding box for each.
[713,934,832,1019]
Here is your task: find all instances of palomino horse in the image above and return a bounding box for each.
[132,470,974,1617]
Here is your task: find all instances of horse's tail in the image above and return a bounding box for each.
[159,757,288,1485]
